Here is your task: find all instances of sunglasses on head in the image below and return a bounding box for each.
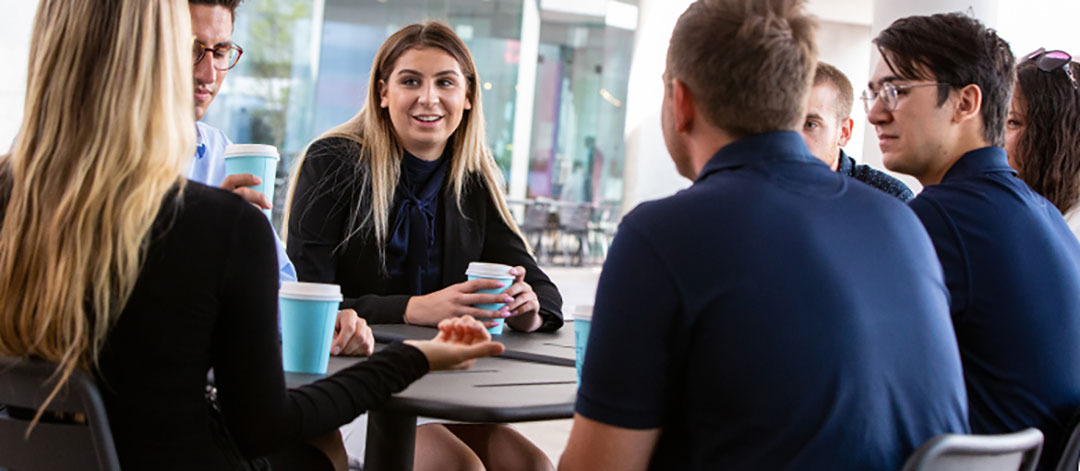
[1024,48,1078,90]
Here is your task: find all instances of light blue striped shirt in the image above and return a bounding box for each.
[190,121,297,283]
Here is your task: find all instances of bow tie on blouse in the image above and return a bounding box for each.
[387,155,449,294]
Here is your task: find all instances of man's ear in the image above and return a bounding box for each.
[953,83,983,125]
[837,117,854,147]
[671,78,694,133]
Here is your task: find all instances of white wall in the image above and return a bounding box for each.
[816,21,873,167]
[997,0,1080,64]
[0,1,38,153]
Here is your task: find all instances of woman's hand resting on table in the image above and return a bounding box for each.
[405,316,506,370]
[403,266,544,332]
[330,309,374,356]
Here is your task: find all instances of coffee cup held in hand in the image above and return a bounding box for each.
[465,262,515,335]
[224,144,279,217]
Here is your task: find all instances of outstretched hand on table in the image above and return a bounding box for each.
[405,316,506,371]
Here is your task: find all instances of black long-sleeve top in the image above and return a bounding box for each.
[2,181,430,469]
[287,137,564,331]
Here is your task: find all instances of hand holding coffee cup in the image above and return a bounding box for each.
[501,266,542,333]
[405,315,506,370]
[220,173,272,210]
[223,144,279,217]
[403,278,515,327]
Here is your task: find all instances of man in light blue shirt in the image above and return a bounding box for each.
[189,0,296,284]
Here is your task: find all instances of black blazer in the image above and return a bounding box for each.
[287,137,563,331]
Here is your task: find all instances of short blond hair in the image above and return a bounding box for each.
[813,62,854,121]
[667,0,817,137]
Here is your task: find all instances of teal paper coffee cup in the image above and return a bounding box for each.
[279,282,342,374]
[574,305,592,384]
[465,262,515,335]
[224,144,280,218]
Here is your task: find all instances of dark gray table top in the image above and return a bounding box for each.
[371,323,577,367]
[284,351,577,423]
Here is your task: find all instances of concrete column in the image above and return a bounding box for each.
[619,0,693,215]
[508,0,540,201]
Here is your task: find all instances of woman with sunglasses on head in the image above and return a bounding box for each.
[0,1,504,469]
[1005,48,1080,240]
[286,21,561,471]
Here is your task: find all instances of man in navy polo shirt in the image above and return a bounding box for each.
[558,1,968,470]
[868,13,1080,469]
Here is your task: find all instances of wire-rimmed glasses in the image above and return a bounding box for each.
[860,82,945,114]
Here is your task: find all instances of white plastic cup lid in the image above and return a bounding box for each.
[279,282,343,301]
[465,262,514,279]
[574,305,593,321]
[224,144,280,160]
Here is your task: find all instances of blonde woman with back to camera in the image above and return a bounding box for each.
[286,21,561,471]
[0,1,503,469]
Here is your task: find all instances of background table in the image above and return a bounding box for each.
[285,350,577,470]
[371,323,577,367]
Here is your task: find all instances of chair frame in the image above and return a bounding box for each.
[902,428,1044,471]
[0,356,120,470]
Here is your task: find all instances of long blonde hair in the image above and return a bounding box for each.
[285,21,523,258]
[0,0,194,414]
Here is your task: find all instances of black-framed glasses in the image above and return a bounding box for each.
[193,40,243,71]
[1024,47,1078,90]
[860,81,946,114]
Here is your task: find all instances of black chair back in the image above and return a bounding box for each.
[0,356,120,471]
[902,428,1044,471]
[558,203,592,234]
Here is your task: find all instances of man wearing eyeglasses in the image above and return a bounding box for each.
[189,1,256,204]
[868,13,1080,469]
[187,0,299,281]
[799,62,913,201]
[188,0,372,412]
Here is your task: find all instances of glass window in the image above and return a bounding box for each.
[204,0,526,229]
[526,20,633,207]
[202,0,636,231]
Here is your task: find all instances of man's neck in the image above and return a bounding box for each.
[919,136,991,186]
[688,130,737,177]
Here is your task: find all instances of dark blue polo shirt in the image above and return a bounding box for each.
[909,146,1080,468]
[576,131,969,470]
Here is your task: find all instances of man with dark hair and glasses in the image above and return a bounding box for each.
[186,0,298,284]
[869,13,1080,469]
